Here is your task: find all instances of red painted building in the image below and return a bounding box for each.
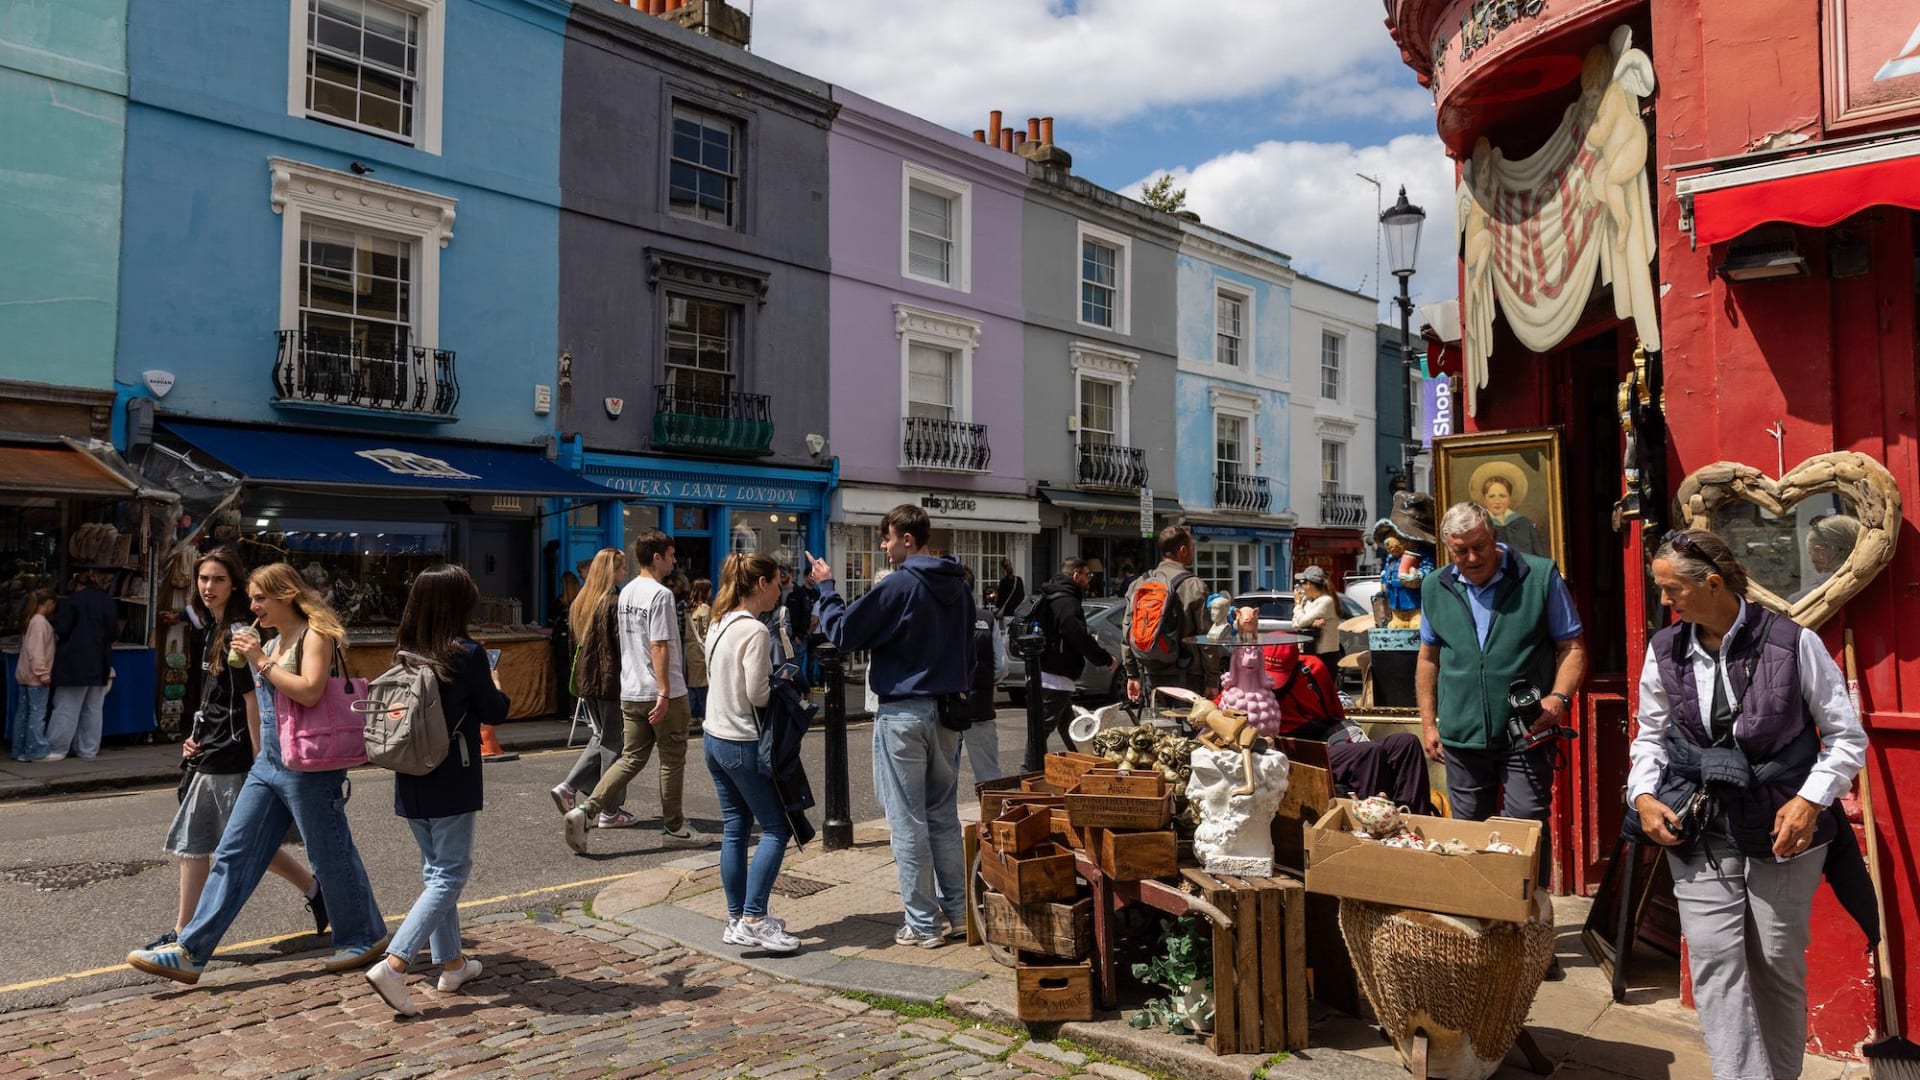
[1386,0,1920,1055]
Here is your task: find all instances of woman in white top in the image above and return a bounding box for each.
[1291,566,1342,670]
[702,551,800,955]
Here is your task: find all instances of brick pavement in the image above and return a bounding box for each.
[0,903,1154,1080]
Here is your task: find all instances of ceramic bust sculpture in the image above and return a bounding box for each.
[1188,743,1288,877]
[1205,594,1233,641]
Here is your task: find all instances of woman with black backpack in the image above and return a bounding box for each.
[363,564,507,1017]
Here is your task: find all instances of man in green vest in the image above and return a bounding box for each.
[1417,501,1585,909]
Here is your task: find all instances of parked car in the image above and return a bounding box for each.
[1229,590,1369,633]
[1001,596,1127,705]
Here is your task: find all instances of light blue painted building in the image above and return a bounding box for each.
[116,0,601,628]
[1172,222,1295,596]
[0,0,127,404]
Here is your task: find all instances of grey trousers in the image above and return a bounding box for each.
[1668,834,1827,1080]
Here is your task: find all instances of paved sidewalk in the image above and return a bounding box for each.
[2,901,1152,1080]
[595,807,1870,1080]
[0,720,579,802]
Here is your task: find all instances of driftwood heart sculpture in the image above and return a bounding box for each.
[1674,452,1902,628]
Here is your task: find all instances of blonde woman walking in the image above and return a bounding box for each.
[550,549,638,826]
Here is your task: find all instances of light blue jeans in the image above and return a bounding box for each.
[704,736,792,919]
[45,683,107,758]
[178,690,384,964]
[389,813,477,965]
[12,684,50,760]
[873,697,965,936]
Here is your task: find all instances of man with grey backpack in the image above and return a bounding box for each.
[359,565,508,1018]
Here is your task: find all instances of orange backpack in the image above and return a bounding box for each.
[1126,571,1194,666]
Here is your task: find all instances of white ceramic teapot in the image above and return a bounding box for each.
[1353,793,1412,838]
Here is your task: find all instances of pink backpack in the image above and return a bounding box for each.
[273,630,369,772]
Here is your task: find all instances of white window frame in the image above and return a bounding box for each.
[894,303,980,423]
[1076,375,1121,447]
[901,163,972,293]
[1320,329,1345,401]
[1215,284,1251,367]
[1321,439,1346,496]
[1214,412,1248,473]
[667,102,743,229]
[1069,341,1138,447]
[270,157,456,353]
[288,0,444,155]
[1076,221,1132,335]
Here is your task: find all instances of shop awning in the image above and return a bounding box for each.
[0,442,140,498]
[1678,133,1920,246]
[1037,488,1184,515]
[162,421,619,499]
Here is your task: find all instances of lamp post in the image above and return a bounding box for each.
[1381,186,1427,480]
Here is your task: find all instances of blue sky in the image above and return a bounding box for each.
[751,0,1460,311]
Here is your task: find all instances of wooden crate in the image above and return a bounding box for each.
[1090,828,1177,882]
[1044,752,1107,791]
[1182,869,1308,1055]
[1048,808,1086,851]
[1015,959,1095,1023]
[983,790,1064,823]
[963,822,982,946]
[977,771,1043,820]
[1065,787,1174,830]
[979,841,1078,904]
[988,803,1052,855]
[981,892,1092,959]
[1074,767,1168,798]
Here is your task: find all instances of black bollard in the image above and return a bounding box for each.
[817,641,853,850]
[1016,629,1047,773]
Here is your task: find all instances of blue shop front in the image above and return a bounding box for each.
[1187,523,1293,596]
[561,453,835,586]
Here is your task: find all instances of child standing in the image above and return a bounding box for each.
[12,589,56,761]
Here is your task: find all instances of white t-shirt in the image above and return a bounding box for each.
[617,574,687,702]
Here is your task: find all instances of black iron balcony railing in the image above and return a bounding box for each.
[1320,490,1368,528]
[652,382,775,457]
[902,415,991,472]
[1214,468,1272,513]
[273,330,459,417]
[1077,442,1147,491]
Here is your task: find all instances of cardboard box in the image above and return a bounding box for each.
[1304,800,1540,923]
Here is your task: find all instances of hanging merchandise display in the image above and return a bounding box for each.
[1456,26,1659,416]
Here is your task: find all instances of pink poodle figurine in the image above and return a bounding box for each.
[1216,607,1282,736]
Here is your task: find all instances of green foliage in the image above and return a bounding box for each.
[1140,174,1188,214]
[1128,914,1214,1034]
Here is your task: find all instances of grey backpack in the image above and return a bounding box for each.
[354,652,462,775]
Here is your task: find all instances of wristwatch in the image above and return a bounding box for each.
[1546,691,1572,708]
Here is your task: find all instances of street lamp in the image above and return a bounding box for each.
[1381,186,1427,484]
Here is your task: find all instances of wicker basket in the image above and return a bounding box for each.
[1338,893,1555,1080]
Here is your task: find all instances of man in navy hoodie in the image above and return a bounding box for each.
[807,504,975,949]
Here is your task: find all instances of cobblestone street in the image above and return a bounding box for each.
[0,904,1144,1080]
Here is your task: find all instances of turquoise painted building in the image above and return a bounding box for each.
[0,0,127,395]
[1172,222,1295,596]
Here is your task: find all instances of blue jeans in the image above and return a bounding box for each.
[178,691,384,964]
[872,698,964,936]
[705,736,791,919]
[12,684,50,760]
[389,813,476,965]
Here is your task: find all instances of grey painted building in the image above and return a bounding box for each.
[557,0,836,583]
[1019,162,1184,595]
[1374,321,1418,518]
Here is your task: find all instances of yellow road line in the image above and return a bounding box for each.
[0,870,632,995]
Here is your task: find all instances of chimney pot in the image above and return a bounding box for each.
[1041,117,1055,146]
[989,110,1003,138]
[972,129,986,143]
[1001,128,1015,152]
[1027,117,1041,141]
[1013,132,1027,149]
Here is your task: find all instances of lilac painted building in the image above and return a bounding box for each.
[825,90,1035,599]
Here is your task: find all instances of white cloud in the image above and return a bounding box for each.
[750,0,1413,128]
[1135,134,1459,315]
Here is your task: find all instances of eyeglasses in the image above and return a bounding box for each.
[1660,530,1698,554]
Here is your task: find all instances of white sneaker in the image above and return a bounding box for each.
[895,924,946,950]
[722,918,751,947]
[364,961,421,1017]
[564,807,592,854]
[437,957,482,993]
[734,917,800,954]
[940,914,967,940]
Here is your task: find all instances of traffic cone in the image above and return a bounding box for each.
[480,723,517,763]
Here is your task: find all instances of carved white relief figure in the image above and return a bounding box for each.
[1188,745,1288,878]
[1454,24,1658,417]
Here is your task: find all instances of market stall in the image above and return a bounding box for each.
[0,438,169,747]
[150,421,621,723]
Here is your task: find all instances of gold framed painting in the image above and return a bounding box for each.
[1434,427,1566,569]
[1824,0,1920,129]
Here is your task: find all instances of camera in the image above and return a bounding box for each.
[1506,679,1577,752]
